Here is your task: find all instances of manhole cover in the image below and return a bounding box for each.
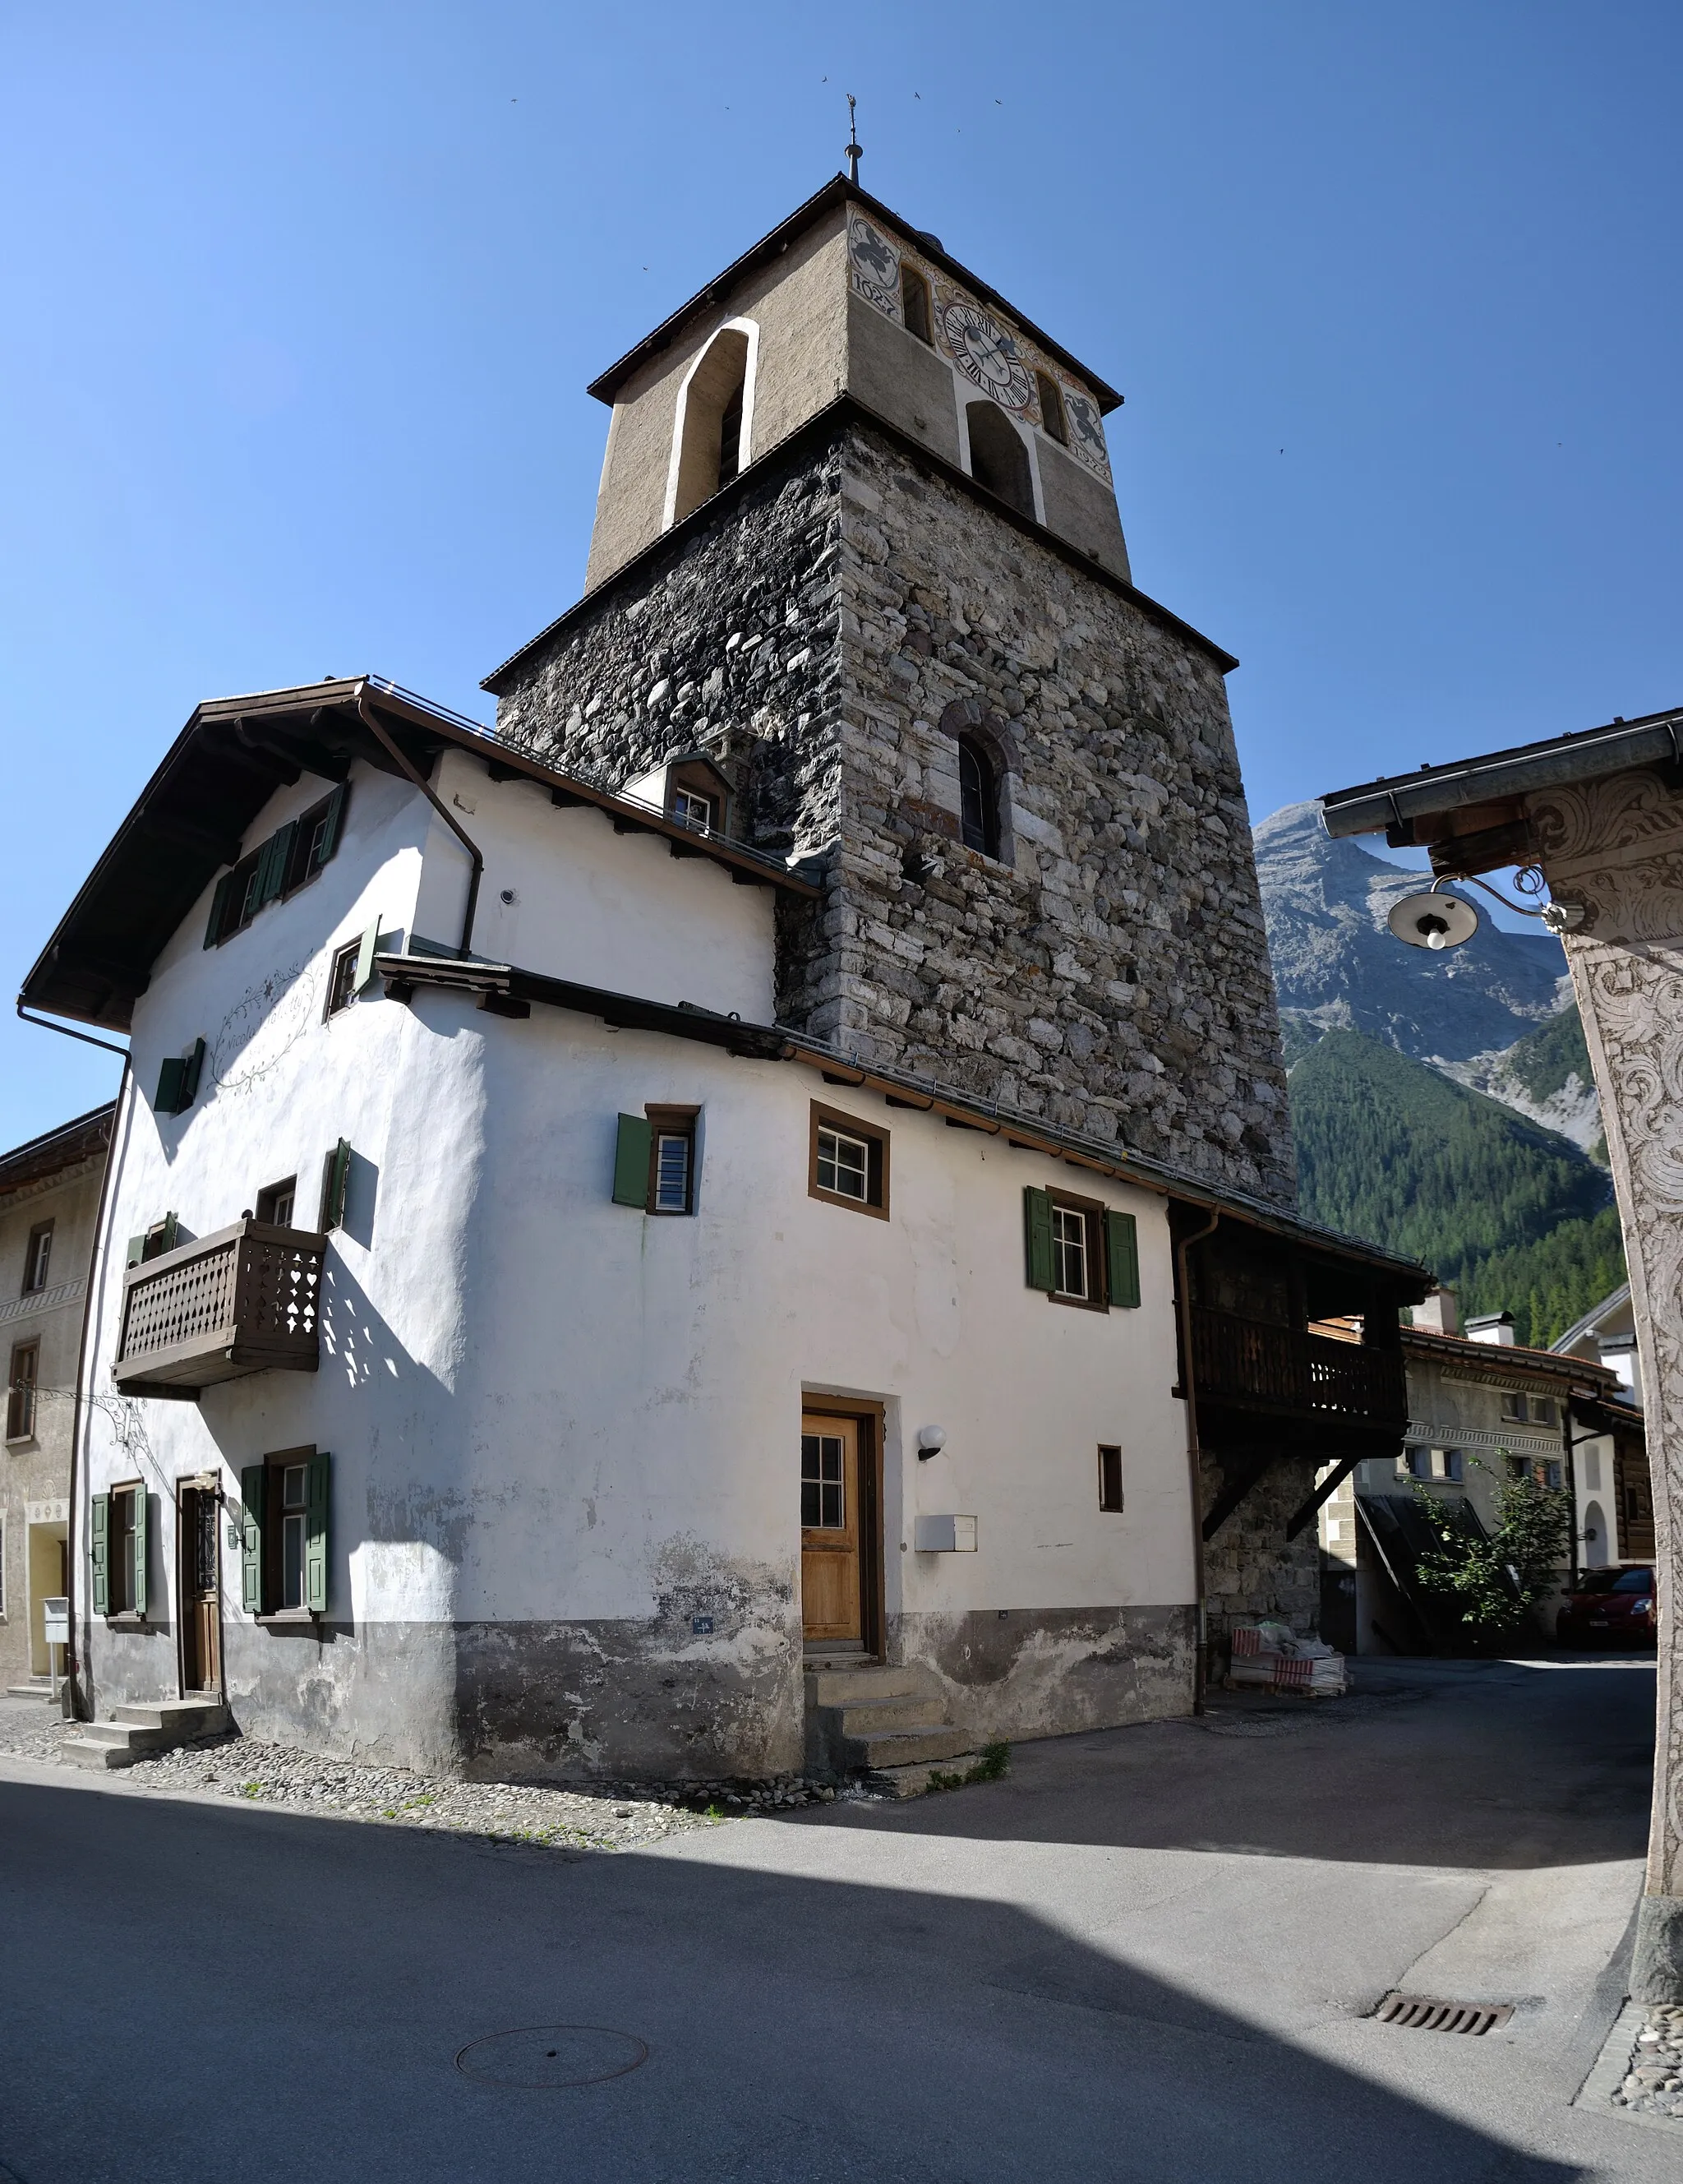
[454,2025,649,2087]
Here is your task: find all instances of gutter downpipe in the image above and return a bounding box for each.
[1175,1206,1220,1714]
[14,1001,131,1723]
[356,690,483,958]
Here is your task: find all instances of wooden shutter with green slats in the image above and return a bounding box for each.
[179,1037,205,1107]
[315,783,348,867]
[131,1484,147,1615]
[305,1454,330,1614]
[1023,1187,1054,1292]
[90,1494,109,1614]
[353,918,380,993]
[320,1138,351,1231]
[204,870,236,947]
[125,1235,145,1269]
[258,821,297,908]
[154,1057,187,1113]
[1105,1210,1141,1310]
[241,1466,265,1614]
[612,1115,652,1207]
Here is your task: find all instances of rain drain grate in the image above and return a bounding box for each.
[1373,1992,1514,2036]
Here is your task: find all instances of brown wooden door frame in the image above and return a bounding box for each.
[800,1398,886,1658]
[175,1474,224,1700]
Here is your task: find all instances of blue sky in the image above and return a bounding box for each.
[3,2,1678,1145]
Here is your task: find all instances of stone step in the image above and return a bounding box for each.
[60,1734,144,1771]
[113,1700,229,1737]
[75,1720,170,1752]
[6,1682,54,1702]
[831,1696,947,1738]
[867,1753,986,1799]
[804,1665,933,1709]
[847,1724,972,1769]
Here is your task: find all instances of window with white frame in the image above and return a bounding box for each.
[1052,1204,1090,1300]
[809,1105,888,1218]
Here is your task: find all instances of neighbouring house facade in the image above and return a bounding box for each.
[1552,1284,1654,1568]
[1322,705,1683,1998]
[1317,1287,1621,1654]
[24,182,1424,1786]
[0,1106,113,1694]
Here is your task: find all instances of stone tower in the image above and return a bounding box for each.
[486,177,1295,1206]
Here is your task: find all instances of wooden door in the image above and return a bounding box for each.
[179,1485,221,1693]
[800,1414,863,1645]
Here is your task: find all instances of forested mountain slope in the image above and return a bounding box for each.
[1290,1031,1624,1346]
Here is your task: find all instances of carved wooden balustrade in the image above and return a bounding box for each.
[113,1219,325,1396]
[1189,1306,1406,1427]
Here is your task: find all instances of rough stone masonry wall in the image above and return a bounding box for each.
[492,418,1294,1206]
[1198,1452,1324,1655]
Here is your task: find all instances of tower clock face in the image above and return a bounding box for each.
[940,302,1033,411]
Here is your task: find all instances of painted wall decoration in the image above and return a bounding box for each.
[845,211,1112,482]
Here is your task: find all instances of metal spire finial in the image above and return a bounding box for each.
[845,95,863,184]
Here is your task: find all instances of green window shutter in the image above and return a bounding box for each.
[305,1453,330,1614]
[204,870,235,948]
[319,1138,351,1231]
[1023,1187,1054,1292]
[1105,1210,1141,1310]
[257,822,297,908]
[154,1057,187,1113]
[353,918,380,993]
[161,1212,179,1254]
[314,783,348,868]
[612,1115,652,1207]
[178,1037,206,1108]
[240,1466,265,1614]
[125,1235,145,1269]
[90,1494,110,1615]
[132,1484,147,1615]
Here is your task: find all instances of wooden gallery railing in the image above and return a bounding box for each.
[1189,1306,1405,1425]
[113,1220,325,1396]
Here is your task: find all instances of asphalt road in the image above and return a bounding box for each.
[0,1655,1668,2184]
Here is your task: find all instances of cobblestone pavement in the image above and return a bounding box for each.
[0,1693,843,1851]
[1612,2006,1683,2121]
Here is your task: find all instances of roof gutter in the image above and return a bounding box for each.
[357,690,483,958]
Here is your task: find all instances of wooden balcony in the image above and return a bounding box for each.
[1190,1306,1406,1428]
[113,1220,325,1397]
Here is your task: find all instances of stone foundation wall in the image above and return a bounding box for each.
[491,414,1295,1207]
[893,1603,1195,1747]
[1198,1451,1324,1655]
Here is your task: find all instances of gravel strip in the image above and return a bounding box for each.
[1613,2005,1683,2121]
[0,1697,856,1852]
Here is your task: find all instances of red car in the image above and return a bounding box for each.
[1556,1566,1658,1647]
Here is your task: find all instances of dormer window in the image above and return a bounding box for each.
[900,265,933,344]
[1035,371,1068,446]
[672,787,714,833]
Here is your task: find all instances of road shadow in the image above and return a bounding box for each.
[0,1771,1589,2184]
[800,1656,1656,1871]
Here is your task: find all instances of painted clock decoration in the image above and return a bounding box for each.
[939,301,1034,413]
[846,215,901,316]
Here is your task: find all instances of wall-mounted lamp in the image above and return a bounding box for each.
[1386,867,1585,954]
[915,1424,946,1461]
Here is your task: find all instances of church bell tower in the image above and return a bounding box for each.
[484,176,1295,1207]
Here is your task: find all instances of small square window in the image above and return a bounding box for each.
[325,940,362,1018]
[255,1178,297,1229]
[671,787,714,834]
[1529,1396,1556,1425]
[22,1220,53,1295]
[1500,1392,1525,1423]
[1098,1445,1124,1512]
[809,1105,888,1219]
[645,1109,699,1215]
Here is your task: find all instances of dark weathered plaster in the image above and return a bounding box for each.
[893,1602,1196,1744]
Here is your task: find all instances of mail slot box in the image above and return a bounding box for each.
[914,1515,977,1554]
[43,1596,70,1646]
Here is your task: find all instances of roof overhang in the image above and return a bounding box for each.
[1320,703,1683,864]
[20,676,819,1035]
[0,1102,115,1198]
[585,174,1124,414]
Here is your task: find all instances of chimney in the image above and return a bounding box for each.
[1412,1287,1460,1337]
[1464,1310,1516,1348]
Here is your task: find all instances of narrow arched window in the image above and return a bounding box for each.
[1035,371,1068,446]
[669,326,753,524]
[965,402,1035,520]
[958,736,1000,858]
[901,264,933,344]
